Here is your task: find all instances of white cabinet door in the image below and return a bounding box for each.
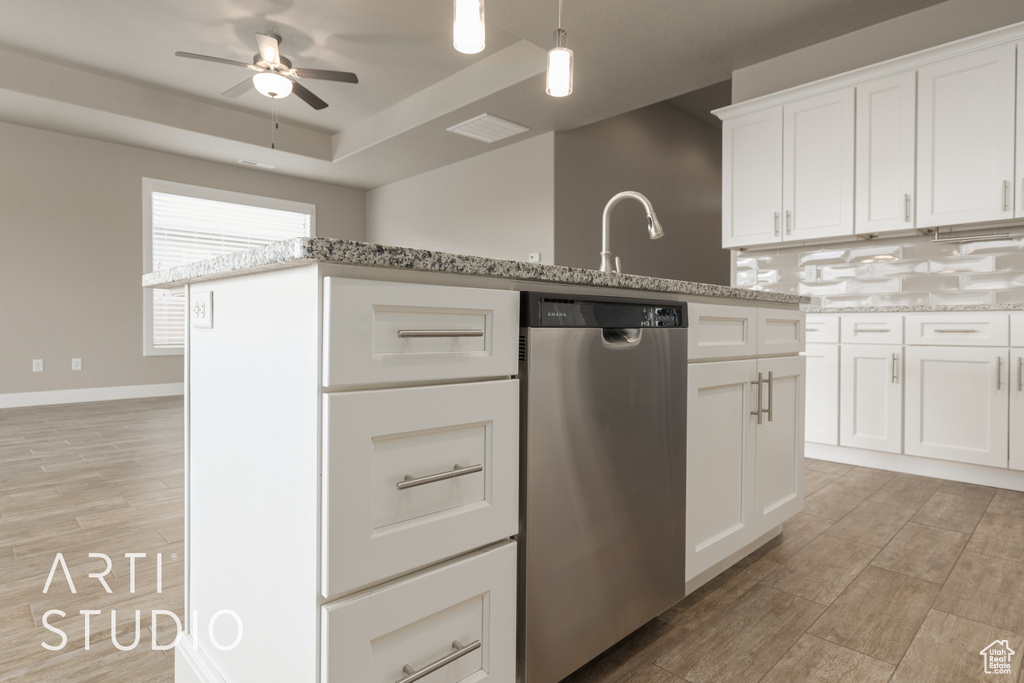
[904,346,1009,467]
[805,343,839,446]
[1011,350,1024,471]
[856,72,917,234]
[839,344,903,454]
[783,89,855,241]
[754,355,805,535]
[722,108,784,249]
[1017,43,1024,221]
[917,44,1017,228]
[686,360,757,581]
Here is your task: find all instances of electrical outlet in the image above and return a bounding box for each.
[71,358,82,371]
[804,265,817,282]
[191,291,213,329]
[528,252,541,263]
[32,359,43,372]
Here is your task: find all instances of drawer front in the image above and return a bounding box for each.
[688,303,758,360]
[323,541,516,683]
[805,315,839,344]
[323,278,519,388]
[840,314,904,344]
[905,314,1009,346]
[1010,314,1024,347]
[322,380,519,599]
[757,308,805,356]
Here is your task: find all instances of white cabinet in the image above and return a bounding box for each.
[686,355,804,581]
[840,344,903,454]
[856,72,917,234]
[754,355,806,534]
[686,360,757,581]
[688,303,758,360]
[805,343,839,445]
[917,44,1017,228]
[1018,42,1024,220]
[784,89,855,241]
[1012,349,1024,471]
[904,346,1009,467]
[722,108,784,248]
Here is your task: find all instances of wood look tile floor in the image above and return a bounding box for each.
[4,400,1024,682]
[0,397,183,682]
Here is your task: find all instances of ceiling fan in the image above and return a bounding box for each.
[175,33,358,110]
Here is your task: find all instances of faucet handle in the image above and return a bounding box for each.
[614,256,622,273]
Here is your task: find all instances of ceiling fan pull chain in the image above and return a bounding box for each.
[271,98,277,150]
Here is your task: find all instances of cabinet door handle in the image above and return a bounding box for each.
[766,371,774,422]
[934,329,978,334]
[892,353,899,384]
[773,211,780,235]
[785,210,792,235]
[397,464,483,490]
[398,639,481,683]
[997,356,1003,391]
[1004,180,1011,212]
[805,327,820,332]
[1018,356,1022,392]
[750,372,764,425]
[855,328,890,333]
[904,194,911,222]
[397,329,484,339]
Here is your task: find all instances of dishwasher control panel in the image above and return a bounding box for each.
[521,293,687,329]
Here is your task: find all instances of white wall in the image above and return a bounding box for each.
[733,0,1024,102]
[366,133,555,264]
[0,121,365,400]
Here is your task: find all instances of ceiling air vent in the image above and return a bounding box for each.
[446,114,529,143]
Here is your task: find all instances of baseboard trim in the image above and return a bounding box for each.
[174,635,227,683]
[0,382,184,409]
[806,442,1024,493]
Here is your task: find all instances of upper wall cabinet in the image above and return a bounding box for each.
[1017,42,1024,221]
[856,72,917,235]
[917,44,1017,228]
[723,108,783,248]
[722,91,854,249]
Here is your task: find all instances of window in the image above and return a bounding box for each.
[143,179,315,355]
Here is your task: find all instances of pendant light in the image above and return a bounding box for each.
[546,0,573,97]
[454,0,485,54]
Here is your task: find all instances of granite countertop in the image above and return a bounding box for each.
[143,237,809,306]
[803,304,1024,313]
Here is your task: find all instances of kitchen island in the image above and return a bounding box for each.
[144,237,808,683]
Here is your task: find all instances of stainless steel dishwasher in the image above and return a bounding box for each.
[517,292,688,683]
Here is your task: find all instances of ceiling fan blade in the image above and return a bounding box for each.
[222,78,253,98]
[256,33,281,64]
[292,68,359,84]
[290,81,328,110]
[175,51,253,69]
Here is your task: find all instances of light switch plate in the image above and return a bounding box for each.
[804,265,817,282]
[191,291,213,329]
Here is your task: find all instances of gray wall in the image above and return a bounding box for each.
[367,133,555,264]
[733,0,1024,102]
[554,101,727,284]
[0,121,365,396]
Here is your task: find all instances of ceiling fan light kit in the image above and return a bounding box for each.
[252,72,293,99]
[453,0,486,54]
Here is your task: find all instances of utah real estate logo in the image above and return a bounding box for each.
[980,640,1015,675]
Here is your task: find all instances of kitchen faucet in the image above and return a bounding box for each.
[599,191,664,273]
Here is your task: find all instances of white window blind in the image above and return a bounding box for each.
[149,190,312,349]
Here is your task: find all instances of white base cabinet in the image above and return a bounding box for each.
[804,343,839,445]
[1012,349,1024,471]
[902,346,1008,468]
[753,356,805,533]
[839,344,903,454]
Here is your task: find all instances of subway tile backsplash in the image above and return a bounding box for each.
[732,227,1024,307]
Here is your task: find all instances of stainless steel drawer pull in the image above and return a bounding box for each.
[934,329,978,334]
[1018,357,1023,392]
[854,328,890,333]
[773,211,780,236]
[998,356,1003,391]
[766,371,774,423]
[750,372,764,425]
[398,639,481,683]
[397,464,483,490]
[805,327,820,332]
[892,353,899,384]
[785,210,792,235]
[1004,180,1012,212]
[397,329,485,339]
[904,194,911,222]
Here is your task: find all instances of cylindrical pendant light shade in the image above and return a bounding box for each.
[546,43,573,97]
[454,0,485,54]
[252,72,293,99]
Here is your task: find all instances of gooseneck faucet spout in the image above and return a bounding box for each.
[599,191,664,273]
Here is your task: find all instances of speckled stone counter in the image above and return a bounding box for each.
[143,237,808,306]
[803,304,1024,313]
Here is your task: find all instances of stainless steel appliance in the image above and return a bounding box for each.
[517,292,688,683]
